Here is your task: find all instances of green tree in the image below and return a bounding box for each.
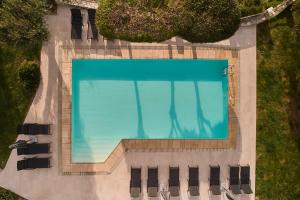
[0,0,50,48]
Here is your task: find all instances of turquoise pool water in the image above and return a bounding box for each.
[72,59,228,162]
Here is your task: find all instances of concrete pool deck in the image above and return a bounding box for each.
[0,5,256,200]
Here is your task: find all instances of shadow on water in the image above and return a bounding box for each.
[194,81,214,136]
[133,81,147,138]
[169,81,183,138]
[168,80,224,139]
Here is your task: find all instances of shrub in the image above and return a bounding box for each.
[96,0,241,43]
[0,190,15,200]
[0,0,50,47]
[18,61,40,92]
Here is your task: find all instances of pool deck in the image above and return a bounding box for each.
[0,5,256,200]
[61,46,239,173]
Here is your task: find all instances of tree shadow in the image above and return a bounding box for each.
[168,80,226,139]
[169,81,183,138]
[134,81,147,138]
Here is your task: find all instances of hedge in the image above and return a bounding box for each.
[96,0,241,43]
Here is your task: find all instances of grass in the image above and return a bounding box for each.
[256,2,300,199]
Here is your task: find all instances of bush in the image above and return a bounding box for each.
[18,61,40,92]
[0,0,50,48]
[96,0,241,43]
[0,189,15,200]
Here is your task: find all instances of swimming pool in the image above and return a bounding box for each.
[72,59,228,162]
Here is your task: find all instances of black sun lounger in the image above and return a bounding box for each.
[188,166,199,196]
[209,165,221,195]
[147,167,158,197]
[169,166,180,197]
[130,167,141,198]
[71,8,83,39]
[241,166,253,194]
[17,157,50,171]
[17,123,50,135]
[87,9,98,40]
[229,165,241,194]
[17,143,50,155]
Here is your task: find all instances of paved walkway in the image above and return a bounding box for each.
[0,5,257,200]
[241,0,295,26]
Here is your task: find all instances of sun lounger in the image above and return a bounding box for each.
[130,167,141,198]
[17,157,50,171]
[147,167,158,197]
[188,166,199,196]
[17,123,50,135]
[169,166,180,197]
[17,143,50,155]
[87,9,98,40]
[241,166,253,194]
[229,165,241,194]
[209,165,221,195]
[71,8,83,39]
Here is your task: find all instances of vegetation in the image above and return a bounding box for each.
[0,0,50,47]
[18,61,40,91]
[238,0,286,16]
[0,0,49,170]
[255,2,300,199]
[0,0,52,198]
[96,0,241,43]
[0,45,40,169]
[0,187,24,200]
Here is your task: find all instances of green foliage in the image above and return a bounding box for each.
[0,46,37,169]
[18,61,40,92]
[96,0,241,43]
[256,1,300,199]
[238,0,284,16]
[0,189,15,200]
[0,190,15,200]
[0,187,25,200]
[0,0,50,47]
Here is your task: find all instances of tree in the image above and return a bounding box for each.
[0,0,50,48]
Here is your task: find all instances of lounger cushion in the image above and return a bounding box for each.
[210,185,221,195]
[169,167,179,186]
[17,124,50,135]
[188,167,199,187]
[230,185,242,194]
[130,187,140,198]
[147,168,158,187]
[169,186,180,196]
[71,9,83,39]
[148,187,158,197]
[17,158,50,171]
[241,184,253,194]
[87,9,98,39]
[189,186,199,196]
[130,168,141,188]
[17,143,50,155]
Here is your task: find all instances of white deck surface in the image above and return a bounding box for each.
[0,5,256,200]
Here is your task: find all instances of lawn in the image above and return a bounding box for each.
[256,2,300,199]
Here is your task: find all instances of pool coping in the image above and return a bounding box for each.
[58,44,240,174]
